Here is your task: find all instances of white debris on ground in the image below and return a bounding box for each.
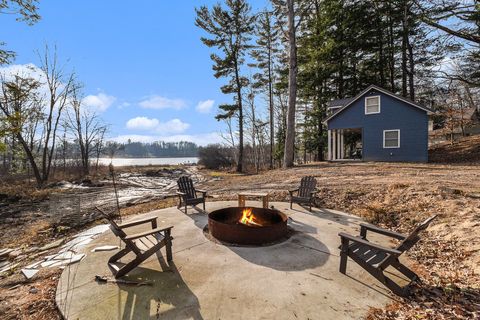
[91,245,119,252]
[0,249,17,275]
[0,224,112,280]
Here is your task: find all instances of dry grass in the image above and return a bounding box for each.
[0,268,62,320]
[429,135,480,164]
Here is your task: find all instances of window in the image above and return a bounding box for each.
[365,96,380,114]
[383,130,400,148]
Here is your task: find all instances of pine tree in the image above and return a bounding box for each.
[195,0,254,173]
[250,10,280,169]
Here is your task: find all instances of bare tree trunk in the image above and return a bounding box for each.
[234,59,244,173]
[16,132,43,185]
[387,8,395,92]
[407,34,415,100]
[377,14,385,87]
[38,47,73,187]
[401,2,408,98]
[268,49,274,170]
[283,0,297,168]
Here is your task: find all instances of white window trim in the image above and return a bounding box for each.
[365,95,381,115]
[383,129,400,149]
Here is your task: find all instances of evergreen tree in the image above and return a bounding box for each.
[195,0,254,173]
[250,10,280,169]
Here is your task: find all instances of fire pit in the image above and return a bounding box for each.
[207,207,288,246]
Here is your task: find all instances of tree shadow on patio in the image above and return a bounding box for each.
[116,257,203,320]
[228,232,330,271]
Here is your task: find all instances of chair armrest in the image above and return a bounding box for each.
[360,223,406,240]
[117,216,157,229]
[196,189,207,195]
[124,226,174,241]
[289,188,299,194]
[338,232,402,255]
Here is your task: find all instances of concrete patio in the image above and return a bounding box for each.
[56,201,404,319]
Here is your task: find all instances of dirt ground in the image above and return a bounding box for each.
[1,159,479,319]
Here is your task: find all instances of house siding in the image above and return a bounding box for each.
[327,89,428,162]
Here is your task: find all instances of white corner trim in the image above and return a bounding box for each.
[365,96,381,115]
[383,129,400,148]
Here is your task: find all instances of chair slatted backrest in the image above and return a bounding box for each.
[178,176,196,199]
[396,215,437,252]
[95,207,142,254]
[95,208,127,238]
[298,176,317,198]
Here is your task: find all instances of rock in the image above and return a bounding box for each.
[29,287,38,294]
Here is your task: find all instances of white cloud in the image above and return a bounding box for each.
[126,117,160,130]
[196,99,215,113]
[0,63,49,98]
[0,63,44,82]
[109,132,223,146]
[82,93,116,112]
[125,117,190,134]
[139,95,187,110]
[156,118,190,133]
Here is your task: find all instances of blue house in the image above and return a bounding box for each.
[325,85,433,162]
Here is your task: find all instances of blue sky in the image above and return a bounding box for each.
[1,0,268,145]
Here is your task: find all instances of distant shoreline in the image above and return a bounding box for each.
[99,156,198,159]
[95,157,199,167]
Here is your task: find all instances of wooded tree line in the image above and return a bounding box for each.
[196,0,480,172]
[109,141,198,158]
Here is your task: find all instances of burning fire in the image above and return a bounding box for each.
[239,208,262,226]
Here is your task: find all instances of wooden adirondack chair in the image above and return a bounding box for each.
[338,215,437,296]
[95,207,173,278]
[177,176,207,214]
[289,176,318,212]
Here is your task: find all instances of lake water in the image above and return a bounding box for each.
[95,157,198,167]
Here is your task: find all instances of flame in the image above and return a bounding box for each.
[239,208,262,226]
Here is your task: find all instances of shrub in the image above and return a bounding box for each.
[198,144,235,170]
